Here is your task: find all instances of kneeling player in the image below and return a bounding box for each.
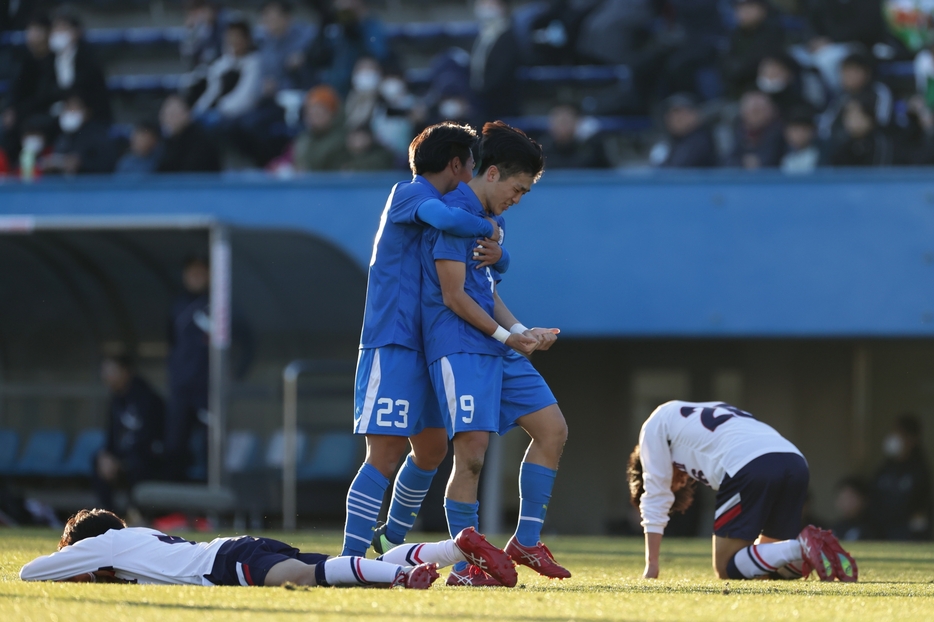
[20,508,517,588]
[629,401,857,582]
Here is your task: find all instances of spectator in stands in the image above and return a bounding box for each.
[344,56,383,132]
[720,0,786,99]
[304,0,389,96]
[832,476,871,541]
[828,93,894,166]
[340,127,393,170]
[0,0,36,32]
[470,0,521,118]
[93,354,165,512]
[115,122,163,176]
[16,116,53,180]
[818,50,892,142]
[49,6,111,124]
[574,0,654,67]
[757,53,827,121]
[780,106,821,173]
[42,93,116,175]
[1,12,55,161]
[293,84,346,171]
[156,95,221,173]
[192,18,263,121]
[893,94,934,165]
[868,413,933,540]
[726,90,785,169]
[650,93,717,168]
[537,103,609,169]
[259,0,313,93]
[371,68,415,157]
[165,255,212,481]
[181,0,226,72]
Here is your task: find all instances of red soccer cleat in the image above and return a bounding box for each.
[445,564,503,587]
[797,525,834,581]
[393,562,439,589]
[454,527,518,588]
[820,529,858,583]
[505,536,571,579]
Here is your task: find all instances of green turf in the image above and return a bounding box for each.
[1,529,932,621]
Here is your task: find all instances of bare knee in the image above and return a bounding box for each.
[453,433,489,478]
[365,435,409,478]
[409,429,448,470]
[264,560,319,587]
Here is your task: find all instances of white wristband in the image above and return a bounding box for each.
[492,326,511,343]
[509,323,529,334]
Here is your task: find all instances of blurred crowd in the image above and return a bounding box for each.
[2,0,934,176]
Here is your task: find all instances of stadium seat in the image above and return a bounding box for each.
[15,430,68,476]
[0,429,18,475]
[264,429,307,469]
[225,430,262,474]
[59,429,106,477]
[297,432,360,481]
[187,427,207,481]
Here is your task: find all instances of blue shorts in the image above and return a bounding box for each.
[354,346,444,437]
[713,452,809,541]
[429,351,557,437]
[204,536,329,586]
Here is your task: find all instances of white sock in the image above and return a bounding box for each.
[731,540,802,579]
[321,557,403,586]
[377,540,464,569]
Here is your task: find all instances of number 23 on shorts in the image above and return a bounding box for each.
[375,398,409,428]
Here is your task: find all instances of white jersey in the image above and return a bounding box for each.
[638,401,802,535]
[20,527,230,585]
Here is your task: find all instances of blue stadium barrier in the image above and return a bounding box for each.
[15,430,68,476]
[0,429,19,475]
[297,432,359,482]
[59,429,106,477]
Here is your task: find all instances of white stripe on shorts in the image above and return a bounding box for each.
[714,492,742,519]
[235,561,249,586]
[356,349,382,432]
[439,357,457,430]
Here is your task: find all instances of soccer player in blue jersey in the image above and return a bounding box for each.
[420,121,571,586]
[341,123,511,558]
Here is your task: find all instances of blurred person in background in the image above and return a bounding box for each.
[757,53,828,121]
[344,56,383,132]
[157,95,221,173]
[94,355,165,513]
[818,50,892,142]
[115,122,163,176]
[293,84,346,171]
[42,93,116,175]
[192,18,263,121]
[726,90,785,169]
[868,413,933,540]
[649,93,717,168]
[832,476,870,541]
[1,12,54,162]
[340,127,393,170]
[164,256,211,482]
[780,106,820,173]
[537,103,609,169]
[828,93,893,166]
[893,94,934,165]
[573,0,654,67]
[370,68,415,157]
[181,0,226,72]
[720,0,786,99]
[470,0,520,119]
[804,0,889,92]
[15,116,53,179]
[303,0,388,96]
[48,5,111,124]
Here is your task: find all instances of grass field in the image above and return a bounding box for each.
[1,529,932,621]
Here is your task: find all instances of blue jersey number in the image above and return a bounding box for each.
[679,403,755,432]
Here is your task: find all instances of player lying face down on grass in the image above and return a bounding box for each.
[20,508,518,588]
[418,121,571,585]
[628,401,857,582]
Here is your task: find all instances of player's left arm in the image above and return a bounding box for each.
[20,543,110,582]
[492,288,560,351]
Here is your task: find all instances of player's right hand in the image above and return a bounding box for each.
[526,328,560,351]
[484,217,502,244]
[506,332,538,356]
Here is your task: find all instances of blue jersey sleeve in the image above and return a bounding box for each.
[492,247,510,274]
[414,199,495,238]
[432,230,472,264]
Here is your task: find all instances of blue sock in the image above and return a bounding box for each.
[341,463,388,556]
[385,455,436,545]
[444,497,479,572]
[514,462,557,547]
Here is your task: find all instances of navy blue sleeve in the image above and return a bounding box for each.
[416,199,495,238]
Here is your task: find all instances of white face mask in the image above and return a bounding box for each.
[883,433,904,458]
[49,31,74,53]
[756,76,788,94]
[59,110,84,133]
[352,70,381,93]
[439,99,466,120]
[475,2,504,23]
[379,78,406,103]
[22,135,45,154]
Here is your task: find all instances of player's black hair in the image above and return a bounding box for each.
[627,445,696,515]
[262,0,295,13]
[408,122,478,176]
[59,509,126,550]
[476,121,545,182]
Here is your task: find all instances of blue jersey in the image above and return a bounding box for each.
[420,182,510,364]
[359,176,497,351]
